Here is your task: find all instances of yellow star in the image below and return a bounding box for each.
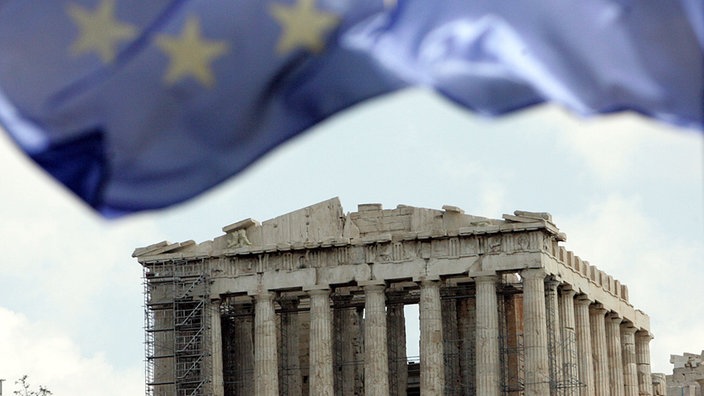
[67,0,137,63]
[155,17,228,88]
[270,0,339,55]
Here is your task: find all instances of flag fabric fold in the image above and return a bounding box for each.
[0,0,701,216]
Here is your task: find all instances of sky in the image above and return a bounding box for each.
[0,88,702,395]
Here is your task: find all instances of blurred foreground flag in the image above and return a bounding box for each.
[0,0,701,216]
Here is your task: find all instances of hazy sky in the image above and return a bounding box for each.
[0,88,701,395]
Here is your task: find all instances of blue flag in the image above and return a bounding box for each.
[0,0,701,216]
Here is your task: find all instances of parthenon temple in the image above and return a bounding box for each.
[135,198,659,396]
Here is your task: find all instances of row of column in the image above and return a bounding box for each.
[515,269,655,396]
[213,269,655,396]
[216,281,445,396]
[437,269,655,396]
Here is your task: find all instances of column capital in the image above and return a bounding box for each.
[635,330,654,341]
[521,267,546,280]
[521,268,547,279]
[607,311,623,323]
[620,321,638,335]
[255,291,276,302]
[307,287,331,297]
[559,286,576,298]
[420,279,441,288]
[589,303,608,315]
[544,276,560,290]
[574,294,592,306]
[361,282,387,293]
[475,274,499,284]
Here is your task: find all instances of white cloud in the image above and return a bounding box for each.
[542,105,701,185]
[0,307,143,396]
[557,113,646,180]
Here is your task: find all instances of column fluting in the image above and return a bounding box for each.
[387,292,407,396]
[606,313,625,396]
[522,268,551,396]
[364,283,390,396]
[475,275,500,396]
[620,322,638,396]
[589,304,609,396]
[573,295,595,396]
[558,287,578,393]
[635,331,654,396]
[254,292,279,396]
[420,280,444,395]
[309,288,334,396]
[545,278,563,395]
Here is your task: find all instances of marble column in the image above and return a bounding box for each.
[364,283,390,396]
[558,287,578,392]
[475,275,501,396]
[254,292,279,396]
[522,268,551,396]
[573,296,594,396]
[387,293,407,396]
[620,323,638,396]
[209,299,225,396]
[606,313,625,396]
[309,288,334,396]
[420,280,444,395]
[279,296,302,396]
[635,331,653,396]
[651,373,666,395]
[589,304,609,396]
[545,278,562,395]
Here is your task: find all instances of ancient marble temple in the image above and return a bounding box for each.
[135,198,657,396]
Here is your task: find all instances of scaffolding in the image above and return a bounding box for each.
[441,283,477,396]
[143,259,211,396]
[143,267,586,396]
[545,281,584,396]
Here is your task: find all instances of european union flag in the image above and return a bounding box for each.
[0,0,701,216]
